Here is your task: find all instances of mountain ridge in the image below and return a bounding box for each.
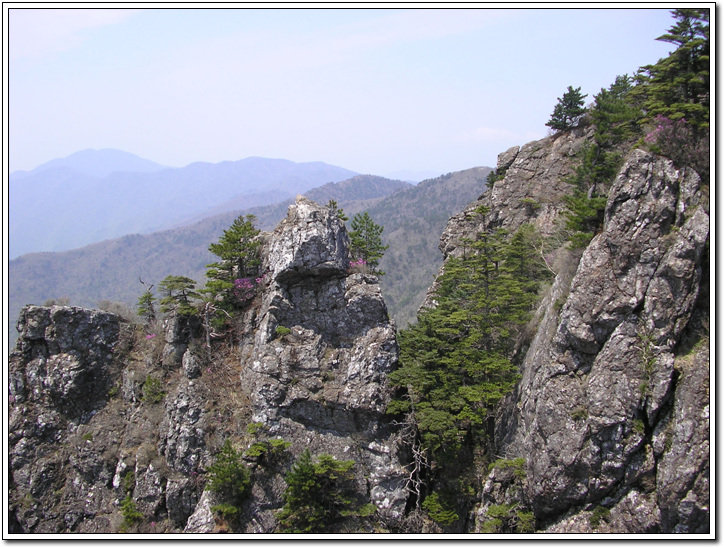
[9,153,358,258]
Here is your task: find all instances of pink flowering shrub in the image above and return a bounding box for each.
[233,278,256,303]
[645,115,709,177]
[349,258,369,274]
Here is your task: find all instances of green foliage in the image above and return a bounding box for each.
[421,492,459,526]
[488,457,526,480]
[122,470,135,494]
[589,505,611,529]
[203,214,261,310]
[275,326,292,339]
[82,432,93,442]
[158,275,200,316]
[561,75,641,249]
[591,74,640,147]
[244,439,292,464]
[546,86,588,131]
[141,375,165,404]
[562,189,608,249]
[136,290,156,325]
[277,449,359,533]
[245,422,265,436]
[389,223,550,459]
[480,504,535,534]
[486,168,506,188]
[571,407,588,421]
[211,503,239,521]
[326,199,349,221]
[206,439,252,507]
[516,511,536,533]
[634,9,709,130]
[349,212,389,275]
[120,495,143,529]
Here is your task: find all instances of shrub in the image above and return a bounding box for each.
[120,495,143,529]
[207,439,251,506]
[516,511,536,533]
[122,470,135,494]
[275,326,292,339]
[211,502,238,521]
[589,505,610,529]
[277,449,359,533]
[421,492,459,526]
[141,375,165,404]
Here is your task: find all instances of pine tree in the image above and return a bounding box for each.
[389,223,550,458]
[634,9,709,129]
[204,214,261,307]
[277,449,357,533]
[546,86,588,131]
[326,199,348,221]
[136,290,156,325]
[158,275,199,315]
[349,212,389,275]
[207,439,251,506]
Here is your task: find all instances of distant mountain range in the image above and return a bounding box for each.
[10,148,167,180]
[8,167,491,345]
[9,149,358,258]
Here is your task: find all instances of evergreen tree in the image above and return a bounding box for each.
[204,214,261,307]
[326,199,349,221]
[349,212,389,275]
[277,449,357,533]
[634,9,709,129]
[546,86,588,131]
[207,439,251,506]
[158,275,199,315]
[389,222,550,458]
[591,74,641,148]
[136,290,156,325]
[136,277,157,325]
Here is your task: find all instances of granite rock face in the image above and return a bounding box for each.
[446,140,710,533]
[234,196,408,530]
[8,197,409,534]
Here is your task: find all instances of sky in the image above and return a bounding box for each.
[6,5,679,178]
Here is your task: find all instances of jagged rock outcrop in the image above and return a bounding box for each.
[9,306,124,533]
[231,196,408,531]
[498,150,708,532]
[8,196,408,535]
[431,130,709,533]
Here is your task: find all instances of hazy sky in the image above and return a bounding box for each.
[7,6,677,177]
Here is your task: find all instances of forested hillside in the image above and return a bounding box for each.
[9,170,486,343]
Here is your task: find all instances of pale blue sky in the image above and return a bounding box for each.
[8,6,678,177]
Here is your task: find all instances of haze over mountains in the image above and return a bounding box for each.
[8,157,490,345]
[9,149,358,258]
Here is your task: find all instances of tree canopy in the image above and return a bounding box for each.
[634,8,710,129]
[204,214,261,308]
[349,212,389,275]
[546,86,588,131]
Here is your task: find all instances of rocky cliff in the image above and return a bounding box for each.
[431,129,710,534]
[8,129,710,535]
[8,196,406,534]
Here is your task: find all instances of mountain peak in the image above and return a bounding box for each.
[19,148,168,179]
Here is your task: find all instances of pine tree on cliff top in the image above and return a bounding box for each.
[634,8,709,129]
[546,86,588,131]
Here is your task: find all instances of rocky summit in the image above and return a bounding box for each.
[8,196,407,534]
[8,134,709,535]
